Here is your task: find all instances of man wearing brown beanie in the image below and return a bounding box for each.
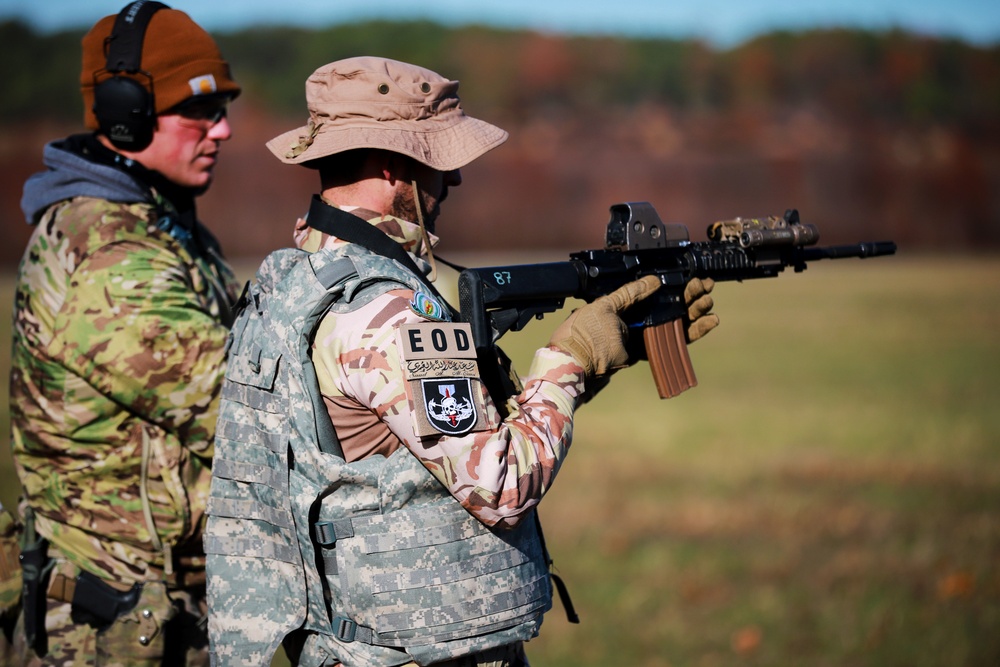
[8,2,241,664]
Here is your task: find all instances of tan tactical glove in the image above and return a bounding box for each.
[549,275,662,377]
[684,277,720,342]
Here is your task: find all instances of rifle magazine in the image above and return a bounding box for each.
[644,320,697,399]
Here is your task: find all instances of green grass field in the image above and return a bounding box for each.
[2,255,998,666]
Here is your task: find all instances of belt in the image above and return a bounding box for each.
[47,568,206,602]
[47,572,78,603]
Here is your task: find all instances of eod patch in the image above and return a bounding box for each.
[421,378,477,435]
[396,322,491,438]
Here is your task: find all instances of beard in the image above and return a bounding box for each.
[391,184,440,235]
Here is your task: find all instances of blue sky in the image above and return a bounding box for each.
[2,0,999,47]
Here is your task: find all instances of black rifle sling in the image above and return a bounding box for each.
[304,196,519,413]
[304,196,451,309]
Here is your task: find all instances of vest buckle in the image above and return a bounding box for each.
[333,616,357,642]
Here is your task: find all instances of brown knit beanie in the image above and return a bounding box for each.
[80,5,240,130]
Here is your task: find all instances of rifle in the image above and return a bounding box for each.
[458,202,897,399]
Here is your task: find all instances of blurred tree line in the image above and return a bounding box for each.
[2,19,998,258]
[3,19,998,131]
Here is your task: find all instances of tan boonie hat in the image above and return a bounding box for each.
[267,56,508,172]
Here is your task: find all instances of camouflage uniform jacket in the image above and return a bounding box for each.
[305,209,588,528]
[10,135,240,585]
[206,204,586,666]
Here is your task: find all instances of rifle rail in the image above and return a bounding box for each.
[459,202,897,400]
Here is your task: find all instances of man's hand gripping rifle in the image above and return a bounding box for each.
[458,202,897,399]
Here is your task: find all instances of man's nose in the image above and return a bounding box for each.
[208,116,233,141]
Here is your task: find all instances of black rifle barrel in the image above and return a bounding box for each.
[802,241,897,260]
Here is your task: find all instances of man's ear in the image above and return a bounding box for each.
[380,151,412,185]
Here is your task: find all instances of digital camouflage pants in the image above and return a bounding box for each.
[10,581,208,667]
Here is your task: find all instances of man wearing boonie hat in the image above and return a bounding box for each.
[205,56,716,667]
[9,2,242,664]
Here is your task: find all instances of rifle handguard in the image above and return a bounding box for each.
[643,320,697,398]
[458,202,896,402]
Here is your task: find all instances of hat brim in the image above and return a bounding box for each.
[266,115,508,172]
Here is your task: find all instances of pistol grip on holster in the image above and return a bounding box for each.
[644,319,698,399]
[69,571,142,631]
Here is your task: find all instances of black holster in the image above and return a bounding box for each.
[70,571,142,631]
[19,509,53,656]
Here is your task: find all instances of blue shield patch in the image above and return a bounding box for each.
[409,290,447,322]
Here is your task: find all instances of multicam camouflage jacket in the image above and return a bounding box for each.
[10,136,240,585]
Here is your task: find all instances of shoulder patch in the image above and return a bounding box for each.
[409,290,447,321]
[421,378,477,436]
[396,322,489,438]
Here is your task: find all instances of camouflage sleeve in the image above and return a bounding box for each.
[46,240,228,455]
[314,289,587,528]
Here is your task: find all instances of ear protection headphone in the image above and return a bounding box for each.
[92,1,170,151]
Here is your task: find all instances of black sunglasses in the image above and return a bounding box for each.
[171,96,230,124]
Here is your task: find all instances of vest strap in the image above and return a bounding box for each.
[312,255,358,291]
[301,254,360,459]
[321,550,339,576]
[333,616,376,645]
[313,519,355,547]
[551,572,580,624]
